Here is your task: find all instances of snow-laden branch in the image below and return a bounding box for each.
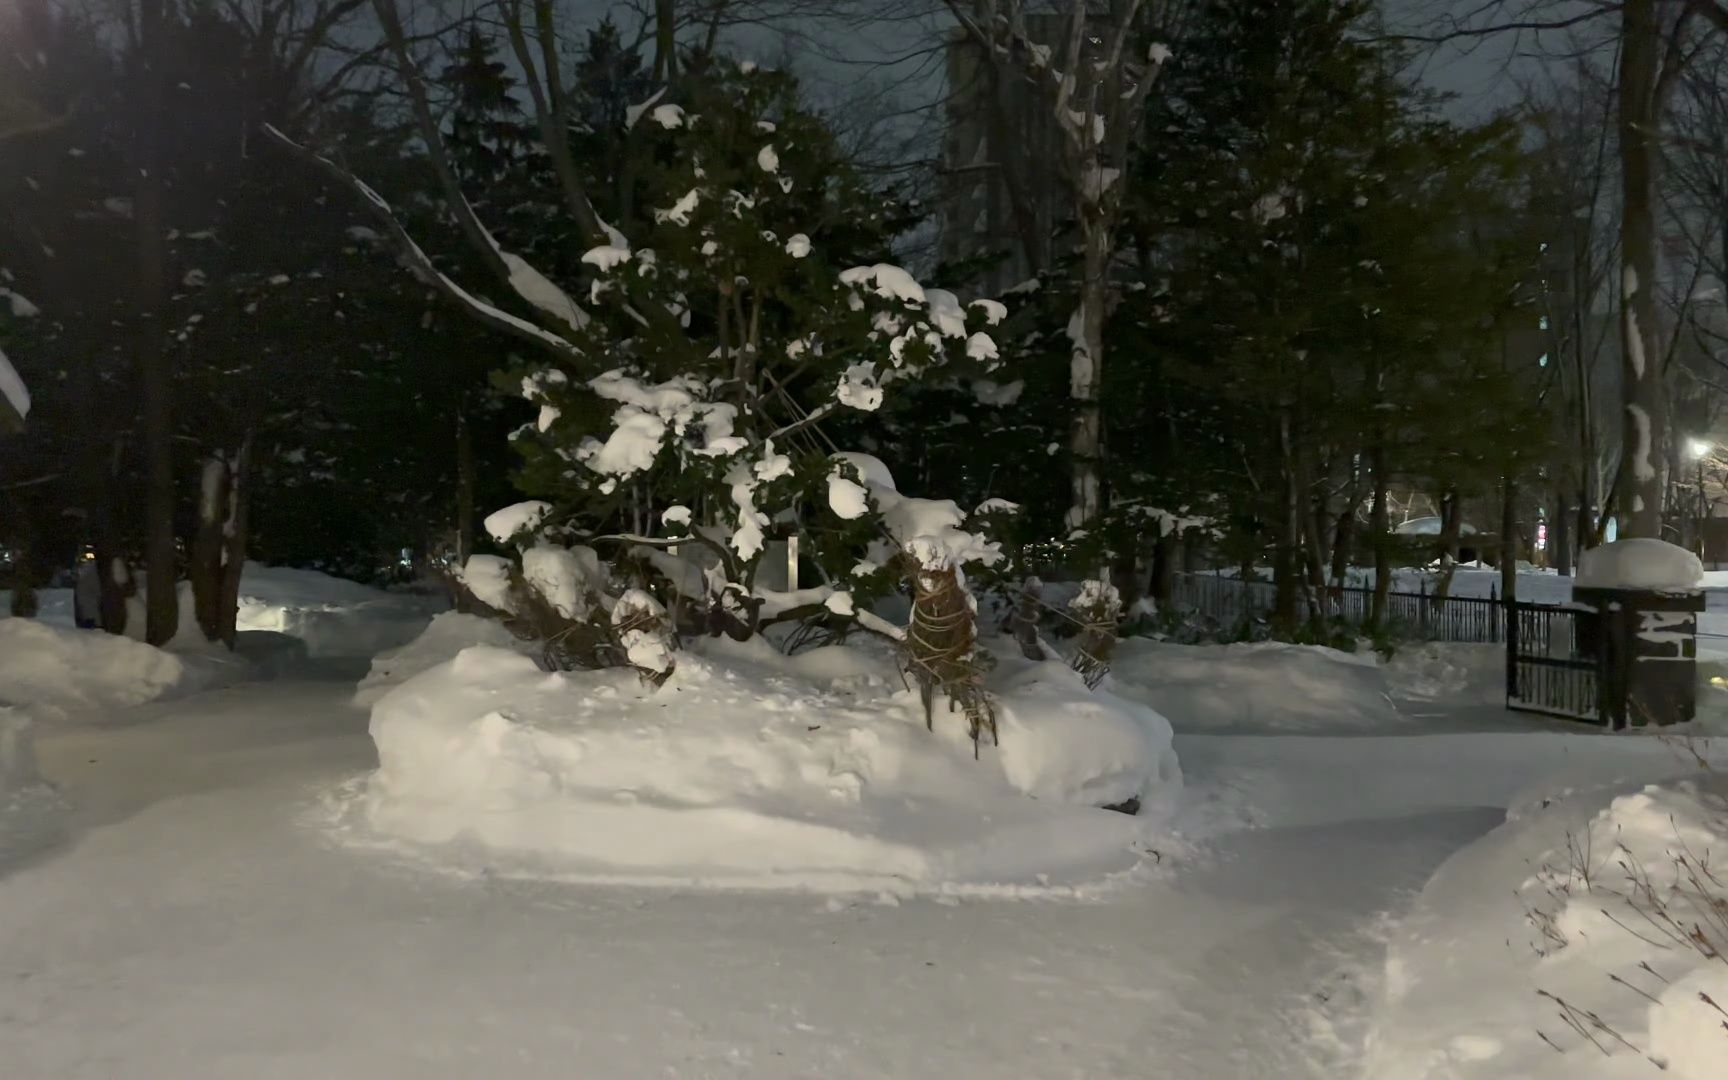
[260,124,583,362]
[0,345,29,433]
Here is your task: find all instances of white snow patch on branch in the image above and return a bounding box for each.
[0,347,30,421]
[623,86,668,131]
[484,501,553,544]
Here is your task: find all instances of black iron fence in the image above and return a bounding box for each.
[1506,602,1604,723]
[1168,572,1506,644]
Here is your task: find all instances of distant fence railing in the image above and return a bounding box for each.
[1168,572,1506,644]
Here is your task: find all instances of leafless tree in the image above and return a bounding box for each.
[1406,0,1728,540]
[940,0,1192,543]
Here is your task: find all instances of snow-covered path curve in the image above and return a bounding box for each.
[0,672,1566,1079]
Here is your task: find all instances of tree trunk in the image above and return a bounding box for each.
[1616,0,1668,539]
[1274,421,1302,633]
[137,0,177,646]
[1150,531,1176,607]
[1432,487,1463,604]
[1329,502,1357,590]
[456,409,475,565]
[1500,475,1518,606]
[1370,440,1391,628]
[6,517,36,617]
[652,0,677,81]
[191,455,230,641]
[213,440,252,648]
[95,541,129,635]
[1553,488,1573,577]
[1295,453,1329,621]
[1067,229,1108,538]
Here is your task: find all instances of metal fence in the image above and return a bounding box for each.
[1168,572,1505,644]
[1506,602,1604,723]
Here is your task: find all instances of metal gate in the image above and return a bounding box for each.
[1506,602,1607,725]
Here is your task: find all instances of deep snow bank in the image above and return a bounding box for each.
[1381,642,1506,706]
[235,564,441,658]
[1108,639,1400,732]
[0,620,240,715]
[1365,764,1728,1079]
[354,611,535,707]
[341,638,1179,893]
[0,706,62,864]
[3,563,442,659]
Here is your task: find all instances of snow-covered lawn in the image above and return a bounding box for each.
[3,587,1726,1077]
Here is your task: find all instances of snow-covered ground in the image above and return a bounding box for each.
[1365,769,1728,1079]
[3,577,1725,1077]
[340,632,1177,894]
[1,562,441,659]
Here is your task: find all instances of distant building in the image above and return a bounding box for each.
[939,19,1072,294]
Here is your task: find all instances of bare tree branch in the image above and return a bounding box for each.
[261,123,584,361]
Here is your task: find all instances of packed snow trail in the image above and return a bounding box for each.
[0,667,1605,1078]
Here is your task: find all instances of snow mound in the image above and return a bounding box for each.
[4,564,439,660]
[354,612,534,707]
[341,638,1178,894]
[0,707,63,866]
[994,660,1179,812]
[1107,640,1399,733]
[1575,538,1703,591]
[0,620,233,716]
[1365,771,1728,1079]
[1382,642,1505,705]
[235,563,440,658]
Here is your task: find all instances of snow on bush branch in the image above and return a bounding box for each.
[455,64,1023,730]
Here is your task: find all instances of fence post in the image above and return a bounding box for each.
[1504,600,1518,700]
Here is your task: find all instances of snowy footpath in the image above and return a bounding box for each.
[0,638,1719,1077]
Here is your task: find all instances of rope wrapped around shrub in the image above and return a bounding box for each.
[1068,579,1123,690]
[905,559,996,753]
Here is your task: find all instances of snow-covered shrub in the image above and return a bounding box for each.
[485,64,1013,726]
[1366,771,1728,1080]
[1068,579,1123,687]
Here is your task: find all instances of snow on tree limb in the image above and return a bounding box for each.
[0,346,28,433]
[260,124,583,362]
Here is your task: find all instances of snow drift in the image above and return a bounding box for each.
[1365,766,1728,1079]
[0,620,238,715]
[354,611,535,707]
[234,564,440,658]
[1108,639,1400,732]
[3,562,441,660]
[340,636,1179,893]
[0,706,62,866]
[1381,642,1506,706]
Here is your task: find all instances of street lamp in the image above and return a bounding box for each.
[1689,438,1713,560]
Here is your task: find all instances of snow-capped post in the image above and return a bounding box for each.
[1571,538,1704,728]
